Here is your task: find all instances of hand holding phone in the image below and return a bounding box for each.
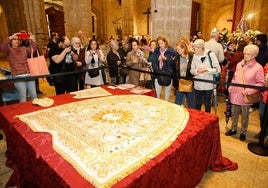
[17,33,30,39]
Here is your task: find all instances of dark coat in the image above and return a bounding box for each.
[151,47,177,86]
[107,50,125,77]
[256,44,268,67]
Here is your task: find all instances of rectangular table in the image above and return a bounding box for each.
[0,86,237,188]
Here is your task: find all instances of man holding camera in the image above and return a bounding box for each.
[48,36,78,95]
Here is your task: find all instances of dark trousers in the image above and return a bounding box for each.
[195,89,213,113]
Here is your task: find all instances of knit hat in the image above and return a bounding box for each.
[193,39,205,48]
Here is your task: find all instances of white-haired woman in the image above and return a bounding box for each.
[225,44,264,141]
[190,39,221,112]
[71,37,86,90]
[107,40,125,85]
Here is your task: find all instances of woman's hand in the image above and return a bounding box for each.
[242,90,248,96]
[72,53,78,61]
[76,61,82,67]
[89,50,96,56]
[29,33,36,42]
[158,55,166,62]
[9,33,20,40]
[197,67,208,74]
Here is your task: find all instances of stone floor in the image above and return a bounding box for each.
[0,74,268,187]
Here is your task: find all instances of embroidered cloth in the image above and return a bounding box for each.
[70,86,112,99]
[17,95,189,187]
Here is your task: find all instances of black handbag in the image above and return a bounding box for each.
[157,69,172,86]
[119,66,129,76]
[88,57,100,78]
[88,68,99,78]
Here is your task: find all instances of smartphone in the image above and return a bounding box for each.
[17,33,30,39]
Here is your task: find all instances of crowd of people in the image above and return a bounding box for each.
[1,29,268,142]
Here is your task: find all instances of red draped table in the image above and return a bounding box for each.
[0,86,237,188]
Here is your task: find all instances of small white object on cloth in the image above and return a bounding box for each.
[32,97,54,107]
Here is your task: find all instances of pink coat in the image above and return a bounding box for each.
[229,59,264,105]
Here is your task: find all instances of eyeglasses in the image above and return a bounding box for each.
[194,47,202,50]
[243,53,254,56]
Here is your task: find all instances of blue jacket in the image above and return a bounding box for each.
[151,47,177,85]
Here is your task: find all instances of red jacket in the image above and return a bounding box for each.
[225,51,244,73]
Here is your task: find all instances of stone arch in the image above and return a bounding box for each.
[209,3,234,34]
[202,2,234,40]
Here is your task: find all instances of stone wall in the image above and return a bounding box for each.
[0,0,267,47]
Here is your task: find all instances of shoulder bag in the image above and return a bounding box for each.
[241,66,260,104]
[178,78,193,92]
[87,57,100,78]
[208,51,221,81]
[27,48,49,76]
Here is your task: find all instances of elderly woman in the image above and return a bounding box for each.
[225,44,264,141]
[107,40,125,85]
[190,39,221,113]
[71,37,86,90]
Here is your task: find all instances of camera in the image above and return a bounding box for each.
[17,33,30,39]
[71,46,78,54]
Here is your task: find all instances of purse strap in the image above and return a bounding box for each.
[207,51,218,81]
[240,65,248,94]
[207,51,213,69]
[30,47,40,58]
[240,65,245,84]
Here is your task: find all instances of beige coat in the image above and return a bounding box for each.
[126,49,145,85]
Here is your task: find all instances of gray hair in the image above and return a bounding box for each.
[210,31,219,38]
[109,40,118,48]
[71,37,81,46]
[244,44,259,56]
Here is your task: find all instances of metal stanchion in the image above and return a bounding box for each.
[248,98,268,156]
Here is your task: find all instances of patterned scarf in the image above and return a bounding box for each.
[159,48,167,69]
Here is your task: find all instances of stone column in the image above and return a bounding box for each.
[0,5,9,41]
[63,0,92,39]
[121,0,136,37]
[151,0,192,46]
[1,0,27,36]
[22,0,48,49]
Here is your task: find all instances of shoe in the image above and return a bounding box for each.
[225,130,237,136]
[240,134,246,141]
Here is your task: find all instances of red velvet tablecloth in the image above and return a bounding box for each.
[0,86,237,188]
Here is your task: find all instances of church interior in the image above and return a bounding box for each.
[0,0,268,187]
